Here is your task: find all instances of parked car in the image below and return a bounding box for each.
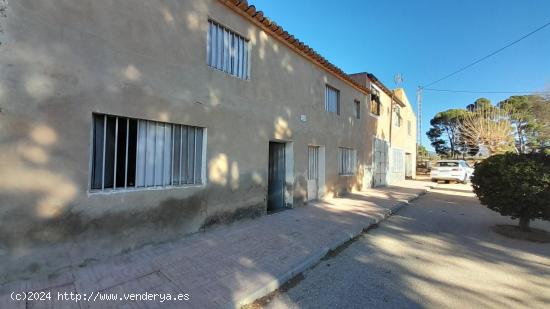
[430,160,474,183]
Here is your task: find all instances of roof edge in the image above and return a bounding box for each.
[218,0,370,95]
[366,73,406,107]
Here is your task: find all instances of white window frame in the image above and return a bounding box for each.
[338,147,356,176]
[89,114,207,193]
[325,85,340,115]
[391,148,404,173]
[207,19,250,80]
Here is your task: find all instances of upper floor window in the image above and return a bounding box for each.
[91,114,205,192]
[207,20,249,80]
[407,120,412,136]
[338,147,356,176]
[325,85,340,114]
[370,87,381,116]
[355,100,361,119]
[393,106,402,127]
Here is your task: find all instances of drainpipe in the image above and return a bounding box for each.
[389,91,394,148]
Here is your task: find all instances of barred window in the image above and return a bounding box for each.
[91,114,205,191]
[370,87,381,116]
[207,20,249,80]
[391,148,404,173]
[355,100,361,119]
[325,85,340,114]
[338,147,356,176]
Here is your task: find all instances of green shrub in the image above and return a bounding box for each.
[471,153,550,231]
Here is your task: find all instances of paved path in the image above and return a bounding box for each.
[264,183,550,309]
[0,181,433,308]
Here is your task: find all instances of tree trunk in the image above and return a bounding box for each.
[519,216,531,232]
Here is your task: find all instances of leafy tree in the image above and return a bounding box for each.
[467,98,493,112]
[531,95,550,149]
[417,144,429,158]
[499,95,539,153]
[426,109,467,157]
[471,153,550,231]
[427,127,448,155]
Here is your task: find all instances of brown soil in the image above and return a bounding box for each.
[241,273,305,309]
[491,225,550,243]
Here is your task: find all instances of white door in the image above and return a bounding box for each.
[373,138,389,187]
[307,146,319,200]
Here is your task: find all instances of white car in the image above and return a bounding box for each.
[430,160,474,184]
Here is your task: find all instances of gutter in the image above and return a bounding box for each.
[219,0,371,95]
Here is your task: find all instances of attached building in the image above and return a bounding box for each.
[0,0,415,279]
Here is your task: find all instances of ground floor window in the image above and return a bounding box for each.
[338,147,356,175]
[391,148,404,173]
[91,114,205,191]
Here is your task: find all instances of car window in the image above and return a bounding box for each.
[436,162,459,167]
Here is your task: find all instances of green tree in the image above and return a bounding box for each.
[426,109,467,157]
[532,95,550,149]
[499,95,538,153]
[417,144,429,158]
[467,98,493,112]
[471,153,550,231]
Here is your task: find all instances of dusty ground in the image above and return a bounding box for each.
[262,183,550,309]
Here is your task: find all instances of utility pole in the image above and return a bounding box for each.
[416,86,423,161]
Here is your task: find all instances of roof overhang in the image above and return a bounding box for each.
[219,0,371,96]
[366,73,406,107]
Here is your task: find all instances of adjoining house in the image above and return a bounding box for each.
[0,0,415,279]
[349,73,417,187]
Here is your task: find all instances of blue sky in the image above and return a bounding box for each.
[250,0,550,149]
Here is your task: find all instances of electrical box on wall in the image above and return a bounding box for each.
[300,114,307,122]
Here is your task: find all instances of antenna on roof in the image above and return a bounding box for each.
[394,73,404,88]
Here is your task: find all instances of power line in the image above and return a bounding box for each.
[423,21,550,88]
[423,88,548,94]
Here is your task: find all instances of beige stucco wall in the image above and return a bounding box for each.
[348,73,417,183]
[0,0,371,281]
[390,88,417,180]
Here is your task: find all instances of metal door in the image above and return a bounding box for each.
[268,142,286,212]
[307,146,319,201]
[373,138,388,187]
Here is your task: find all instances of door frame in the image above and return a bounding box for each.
[267,140,294,211]
[307,144,325,201]
[372,136,389,187]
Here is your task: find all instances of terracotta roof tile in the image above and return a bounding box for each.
[219,0,370,95]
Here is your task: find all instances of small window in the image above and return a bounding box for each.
[338,147,356,175]
[354,100,361,119]
[393,106,402,127]
[91,114,205,191]
[407,120,412,136]
[370,87,381,116]
[325,85,340,114]
[207,20,249,80]
[391,148,404,173]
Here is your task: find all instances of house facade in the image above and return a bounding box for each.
[0,0,415,279]
[349,73,417,187]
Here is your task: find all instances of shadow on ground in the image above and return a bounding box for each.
[263,184,550,309]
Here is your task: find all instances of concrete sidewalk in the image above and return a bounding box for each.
[1,180,434,309]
